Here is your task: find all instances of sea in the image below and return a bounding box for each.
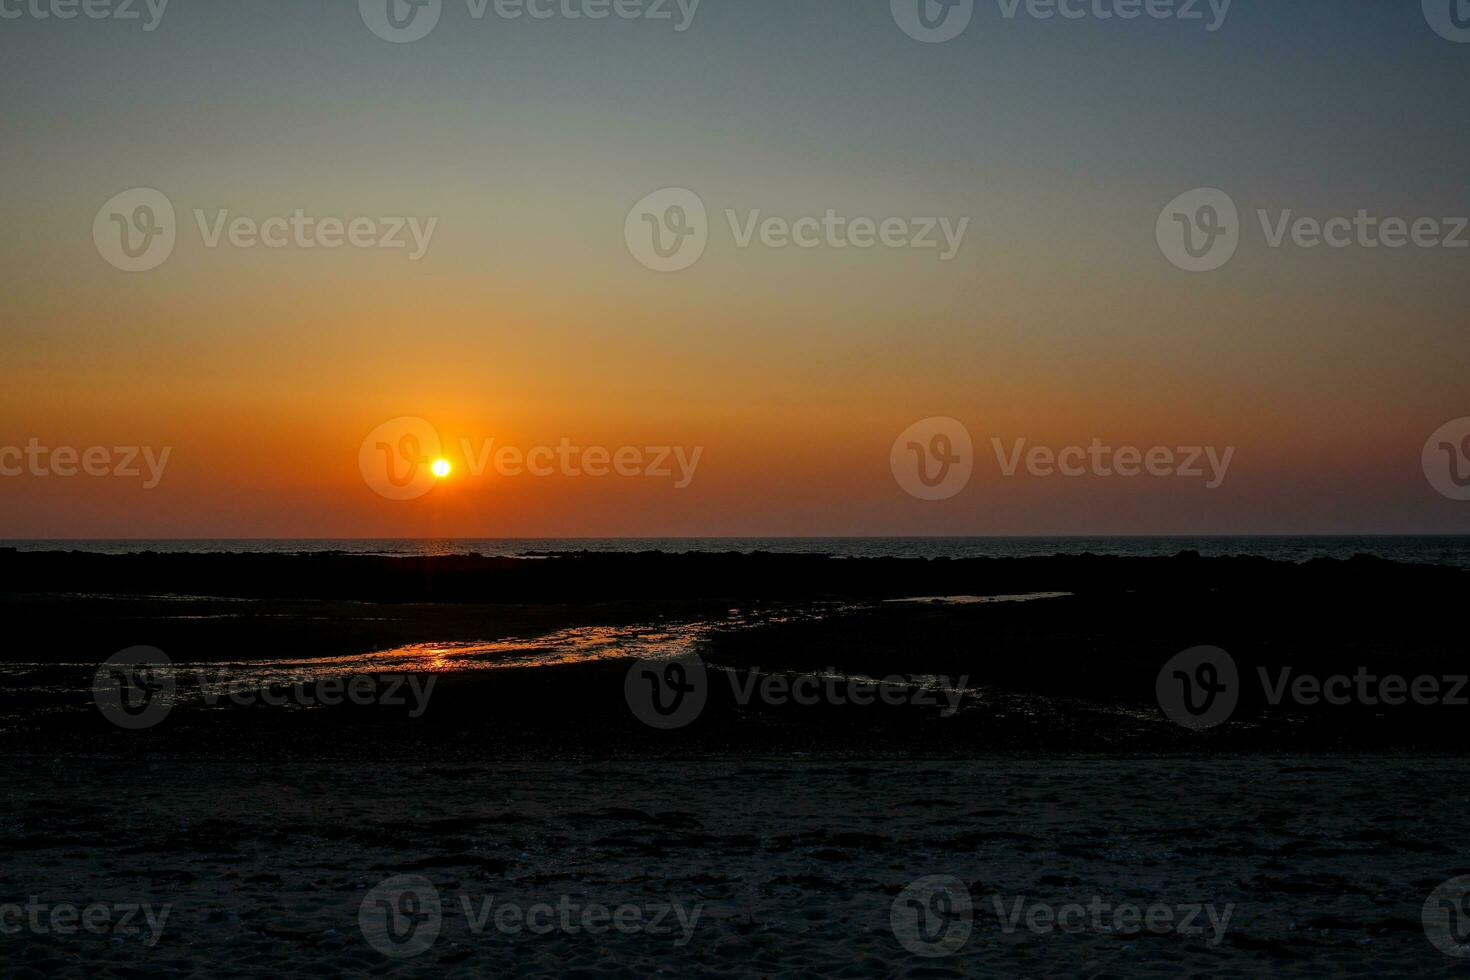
[4,536,1470,567]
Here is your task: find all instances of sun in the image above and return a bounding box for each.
[431,459,452,479]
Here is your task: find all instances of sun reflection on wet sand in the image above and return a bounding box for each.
[0,606,845,716]
[0,594,1080,717]
[175,610,842,701]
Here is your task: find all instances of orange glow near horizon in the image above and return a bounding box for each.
[3,7,1469,539]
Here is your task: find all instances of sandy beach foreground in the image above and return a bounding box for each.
[4,756,1468,978]
[4,550,1470,975]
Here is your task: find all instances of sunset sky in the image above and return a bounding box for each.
[3,0,1468,537]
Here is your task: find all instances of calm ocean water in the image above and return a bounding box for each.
[4,537,1470,567]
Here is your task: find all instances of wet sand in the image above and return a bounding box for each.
[4,757,1467,977]
[3,549,1469,975]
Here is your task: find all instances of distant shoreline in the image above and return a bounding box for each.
[4,534,1470,567]
[3,547,1466,603]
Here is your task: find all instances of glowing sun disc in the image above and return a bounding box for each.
[431,459,452,478]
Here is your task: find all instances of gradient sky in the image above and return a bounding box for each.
[2,0,1468,537]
